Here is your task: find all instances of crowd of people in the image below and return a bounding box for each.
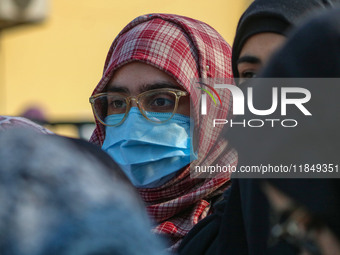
[1,0,340,254]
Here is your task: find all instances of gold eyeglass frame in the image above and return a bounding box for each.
[89,88,188,127]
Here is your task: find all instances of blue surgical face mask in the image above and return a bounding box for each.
[102,107,197,188]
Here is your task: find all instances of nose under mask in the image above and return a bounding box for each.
[102,107,197,188]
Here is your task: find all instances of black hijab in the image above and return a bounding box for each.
[179,7,340,255]
[225,7,340,254]
[232,0,339,78]
[253,7,340,241]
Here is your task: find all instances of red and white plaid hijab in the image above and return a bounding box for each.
[89,13,238,249]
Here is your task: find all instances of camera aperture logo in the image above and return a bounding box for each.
[197,82,223,112]
[197,82,312,128]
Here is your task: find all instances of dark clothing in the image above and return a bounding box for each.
[253,7,340,241]
[178,180,266,255]
[217,179,269,255]
[226,7,340,255]
[178,189,235,255]
[259,9,340,78]
[180,7,340,255]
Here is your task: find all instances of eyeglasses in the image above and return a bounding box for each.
[89,88,188,126]
[269,206,323,255]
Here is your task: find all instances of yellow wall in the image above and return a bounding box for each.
[0,0,250,136]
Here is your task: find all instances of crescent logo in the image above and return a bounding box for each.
[197,82,223,107]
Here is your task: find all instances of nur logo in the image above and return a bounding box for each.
[196,81,312,128]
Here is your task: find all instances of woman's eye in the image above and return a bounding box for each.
[108,99,126,109]
[151,97,174,107]
[144,93,176,112]
[241,71,257,78]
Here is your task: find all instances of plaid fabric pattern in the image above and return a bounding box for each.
[89,13,238,249]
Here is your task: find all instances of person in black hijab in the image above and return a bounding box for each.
[232,0,338,84]
[230,6,340,171]
[178,1,339,255]
[225,7,340,255]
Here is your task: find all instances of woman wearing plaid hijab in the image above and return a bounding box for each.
[89,13,237,249]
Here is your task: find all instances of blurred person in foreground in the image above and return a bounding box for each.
[0,129,168,255]
[0,115,53,134]
[88,13,237,250]
[225,7,340,255]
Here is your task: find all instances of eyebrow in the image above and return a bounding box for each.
[106,86,129,93]
[237,55,261,65]
[107,82,180,94]
[140,82,179,92]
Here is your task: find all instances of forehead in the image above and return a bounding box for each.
[107,62,181,93]
[239,32,286,64]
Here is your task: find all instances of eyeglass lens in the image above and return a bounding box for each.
[92,91,178,126]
